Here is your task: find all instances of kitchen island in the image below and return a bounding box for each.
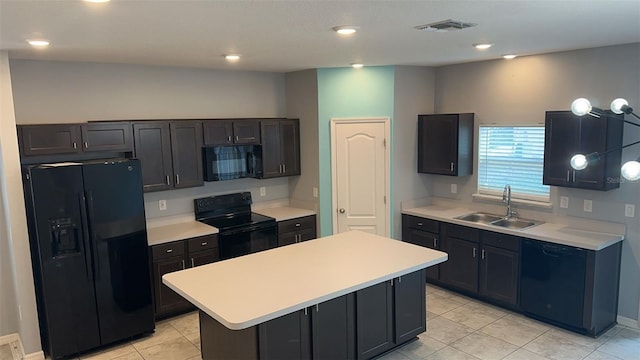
[163,230,448,359]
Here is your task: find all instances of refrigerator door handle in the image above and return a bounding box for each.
[86,191,101,280]
[78,192,92,281]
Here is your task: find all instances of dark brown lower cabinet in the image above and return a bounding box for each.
[402,215,441,282]
[356,270,426,360]
[151,235,219,319]
[199,270,426,360]
[259,309,311,360]
[442,237,479,293]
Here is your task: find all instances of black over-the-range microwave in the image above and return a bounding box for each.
[202,145,263,181]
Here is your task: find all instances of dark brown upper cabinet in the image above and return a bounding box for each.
[133,121,203,192]
[259,119,300,178]
[543,111,623,190]
[19,122,133,156]
[203,119,261,145]
[418,113,474,176]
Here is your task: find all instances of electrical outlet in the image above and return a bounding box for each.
[260,187,266,196]
[313,187,318,198]
[159,200,167,211]
[583,199,592,213]
[625,204,635,218]
[560,196,569,209]
[450,184,458,194]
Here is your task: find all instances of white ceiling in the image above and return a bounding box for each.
[1,0,639,73]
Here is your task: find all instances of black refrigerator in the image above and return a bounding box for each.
[23,159,155,359]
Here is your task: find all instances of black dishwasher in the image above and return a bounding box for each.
[520,239,587,329]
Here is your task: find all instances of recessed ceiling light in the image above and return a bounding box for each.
[351,63,364,69]
[473,43,493,50]
[224,54,241,61]
[27,39,50,48]
[503,54,517,60]
[332,26,359,35]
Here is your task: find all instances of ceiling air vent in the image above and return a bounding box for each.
[414,19,477,32]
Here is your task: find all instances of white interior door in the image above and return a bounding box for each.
[331,118,389,236]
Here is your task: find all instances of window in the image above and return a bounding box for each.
[477,125,549,202]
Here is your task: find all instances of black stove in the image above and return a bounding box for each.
[194,192,277,259]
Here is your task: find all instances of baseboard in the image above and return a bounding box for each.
[0,333,19,345]
[617,315,640,329]
[24,351,44,360]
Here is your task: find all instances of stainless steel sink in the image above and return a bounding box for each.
[455,213,502,224]
[490,218,539,230]
[456,212,542,230]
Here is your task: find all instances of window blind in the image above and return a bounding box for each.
[478,125,550,202]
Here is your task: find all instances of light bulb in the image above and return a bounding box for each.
[621,160,640,181]
[571,98,592,116]
[610,98,629,114]
[570,154,588,170]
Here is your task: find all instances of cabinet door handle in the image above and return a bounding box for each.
[191,258,195,267]
[176,174,180,185]
[417,222,423,226]
[228,135,232,142]
[201,242,208,246]
[73,142,77,149]
[450,162,454,172]
[84,141,88,149]
[433,238,438,248]
[283,164,286,173]
[567,170,570,182]
[472,248,477,258]
[165,249,173,253]
[236,135,239,142]
[572,171,576,182]
[481,249,486,260]
[181,259,186,269]
[165,175,170,185]
[304,308,308,315]
[295,223,301,227]
[316,304,319,312]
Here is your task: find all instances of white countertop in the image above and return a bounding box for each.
[403,205,624,251]
[253,206,316,221]
[147,215,218,246]
[163,230,447,330]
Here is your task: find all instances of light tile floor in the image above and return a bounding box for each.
[66,284,639,360]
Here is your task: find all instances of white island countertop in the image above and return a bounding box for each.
[163,230,447,330]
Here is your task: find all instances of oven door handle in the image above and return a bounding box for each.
[221,224,275,236]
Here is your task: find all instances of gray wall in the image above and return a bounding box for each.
[285,69,320,214]
[432,43,640,322]
[392,66,436,238]
[0,52,41,354]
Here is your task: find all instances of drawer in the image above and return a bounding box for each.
[152,241,186,260]
[445,223,479,243]
[403,215,439,233]
[187,235,218,253]
[482,231,521,252]
[278,215,316,234]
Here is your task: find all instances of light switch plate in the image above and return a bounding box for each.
[313,187,318,198]
[159,200,167,211]
[260,187,266,196]
[625,204,635,218]
[451,184,458,194]
[583,199,592,213]
[560,196,569,209]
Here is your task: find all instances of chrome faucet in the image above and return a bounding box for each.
[502,185,517,219]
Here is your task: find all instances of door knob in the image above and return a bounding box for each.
[339,208,345,213]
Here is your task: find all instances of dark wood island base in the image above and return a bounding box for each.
[199,269,427,360]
